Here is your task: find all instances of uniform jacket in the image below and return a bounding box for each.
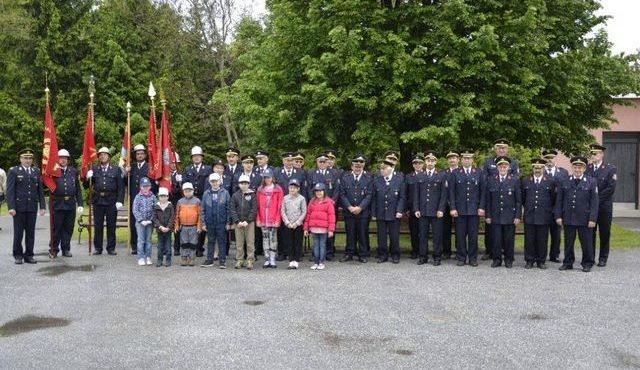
[448,167,485,216]
[51,166,83,211]
[585,162,617,212]
[521,175,555,225]
[86,164,125,206]
[554,175,599,226]
[371,174,405,221]
[339,170,373,218]
[485,174,522,224]
[414,170,448,217]
[182,163,213,198]
[405,171,423,213]
[482,156,519,177]
[275,167,307,197]
[307,168,340,201]
[6,165,46,212]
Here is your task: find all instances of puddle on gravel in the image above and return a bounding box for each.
[521,313,548,321]
[243,300,266,306]
[37,264,97,277]
[0,315,71,337]
[395,349,415,356]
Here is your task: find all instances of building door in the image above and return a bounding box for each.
[602,132,639,207]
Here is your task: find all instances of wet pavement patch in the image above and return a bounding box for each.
[0,315,71,337]
[521,313,547,321]
[323,332,342,347]
[243,300,265,306]
[395,349,414,356]
[37,264,97,277]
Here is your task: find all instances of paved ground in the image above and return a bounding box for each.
[1,214,640,369]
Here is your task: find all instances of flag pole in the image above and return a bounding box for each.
[126,101,132,255]
[87,76,96,254]
[45,82,56,258]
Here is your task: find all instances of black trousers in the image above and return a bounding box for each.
[13,211,37,258]
[419,216,443,260]
[173,230,181,254]
[491,223,515,263]
[442,210,454,256]
[277,226,287,257]
[548,222,561,260]
[408,214,420,256]
[564,225,595,268]
[524,224,549,263]
[282,226,303,262]
[50,209,76,254]
[255,227,263,256]
[128,199,137,250]
[344,216,370,257]
[484,219,493,256]
[93,204,117,252]
[376,219,400,259]
[455,215,479,262]
[592,211,612,262]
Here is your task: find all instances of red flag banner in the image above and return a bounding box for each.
[158,105,176,191]
[147,107,160,179]
[42,102,61,191]
[80,106,97,180]
[119,115,131,168]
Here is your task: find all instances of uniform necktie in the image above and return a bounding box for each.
[355,174,360,184]
[466,168,470,176]
[286,170,291,177]
[385,176,390,182]
[535,178,540,185]
[138,163,142,169]
[500,176,505,182]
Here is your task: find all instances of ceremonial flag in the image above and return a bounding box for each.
[80,105,97,180]
[42,100,61,191]
[158,105,176,191]
[147,106,160,179]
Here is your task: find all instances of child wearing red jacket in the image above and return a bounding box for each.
[256,169,284,268]
[304,183,336,270]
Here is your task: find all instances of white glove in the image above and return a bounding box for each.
[86,170,93,179]
[115,202,123,210]
[141,220,152,226]
[175,174,182,182]
[77,206,84,214]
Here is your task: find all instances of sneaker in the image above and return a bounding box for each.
[138,258,145,266]
[146,257,153,265]
[188,257,195,266]
[310,264,318,270]
[263,260,271,268]
[180,257,187,266]
[246,262,254,270]
[317,263,325,270]
[201,260,214,267]
[219,263,227,269]
[235,261,243,269]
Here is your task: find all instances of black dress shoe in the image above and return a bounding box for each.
[456,260,465,266]
[325,256,333,262]
[417,258,426,265]
[432,260,441,266]
[93,250,103,255]
[559,265,573,271]
[173,250,180,256]
[14,257,23,265]
[582,266,592,272]
[525,262,533,269]
[549,257,561,263]
[537,262,547,270]
[107,250,117,255]
[469,261,478,267]
[359,257,368,263]
[340,255,353,262]
[491,260,501,268]
[23,257,37,264]
[410,253,418,260]
[392,257,400,264]
[597,260,607,267]
[196,250,204,257]
[442,254,451,260]
[481,253,491,261]
[62,251,72,257]
[377,257,387,263]
[505,261,513,269]
[131,249,137,255]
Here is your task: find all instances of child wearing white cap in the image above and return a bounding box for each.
[175,182,202,266]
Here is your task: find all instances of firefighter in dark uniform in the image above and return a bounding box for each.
[292,151,306,170]
[555,156,598,272]
[586,144,617,267]
[170,152,182,256]
[48,149,83,258]
[325,149,343,177]
[212,157,232,194]
[442,150,460,259]
[371,159,405,264]
[376,150,404,181]
[6,149,46,264]
[339,154,373,263]
[255,150,275,175]
[405,153,424,259]
[481,139,519,261]
[449,150,485,266]
[541,149,569,262]
[307,153,341,260]
[414,150,448,266]
[522,158,556,269]
[485,156,521,268]
[182,145,213,257]
[123,144,151,254]
[85,147,125,255]
[275,151,307,261]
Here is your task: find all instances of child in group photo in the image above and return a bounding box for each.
[280,178,307,270]
[304,183,336,270]
[133,177,156,266]
[153,187,175,267]
[175,182,202,266]
[256,168,284,268]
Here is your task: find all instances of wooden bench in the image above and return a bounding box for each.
[77,208,130,244]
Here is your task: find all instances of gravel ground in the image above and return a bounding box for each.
[1,215,639,369]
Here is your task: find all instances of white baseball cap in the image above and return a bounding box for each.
[238,174,250,183]
[209,173,221,182]
[182,182,194,190]
[158,187,169,196]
